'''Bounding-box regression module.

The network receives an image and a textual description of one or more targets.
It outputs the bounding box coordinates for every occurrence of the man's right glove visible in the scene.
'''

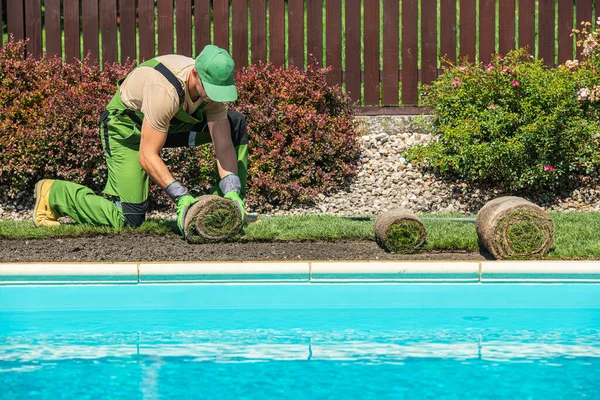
[165,180,197,236]
[219,174,245,221]
[176,194,197,235]
[224,191,245,221]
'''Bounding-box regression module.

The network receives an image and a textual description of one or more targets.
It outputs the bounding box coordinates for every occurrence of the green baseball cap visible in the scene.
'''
[195,44,237,102]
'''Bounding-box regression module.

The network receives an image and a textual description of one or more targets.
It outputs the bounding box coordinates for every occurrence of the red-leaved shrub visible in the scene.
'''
[233,61,360,211]
[0,40,134,205]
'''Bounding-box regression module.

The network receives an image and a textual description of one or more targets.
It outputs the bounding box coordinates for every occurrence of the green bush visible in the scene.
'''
[0,41,360,211]
[408,46,600,195]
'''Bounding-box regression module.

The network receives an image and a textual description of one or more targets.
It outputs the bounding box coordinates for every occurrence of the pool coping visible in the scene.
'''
[1,260,600,284]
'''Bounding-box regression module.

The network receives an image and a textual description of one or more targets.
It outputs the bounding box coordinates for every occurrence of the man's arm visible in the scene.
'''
[209,118,238,178]
[138,119,174,189]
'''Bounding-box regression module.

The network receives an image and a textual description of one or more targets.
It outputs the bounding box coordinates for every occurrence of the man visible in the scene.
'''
[32,44,247,235]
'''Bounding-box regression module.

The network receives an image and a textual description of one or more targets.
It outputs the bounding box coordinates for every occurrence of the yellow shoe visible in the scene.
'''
[33,179,60,227]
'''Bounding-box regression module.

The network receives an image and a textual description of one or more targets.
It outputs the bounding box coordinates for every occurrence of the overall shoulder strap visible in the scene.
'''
[139,59,185,100]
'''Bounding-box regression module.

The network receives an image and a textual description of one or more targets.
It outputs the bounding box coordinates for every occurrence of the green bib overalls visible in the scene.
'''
[48,59,249,228]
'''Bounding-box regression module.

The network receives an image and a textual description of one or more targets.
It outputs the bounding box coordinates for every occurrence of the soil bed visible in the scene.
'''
[0,233,487,262]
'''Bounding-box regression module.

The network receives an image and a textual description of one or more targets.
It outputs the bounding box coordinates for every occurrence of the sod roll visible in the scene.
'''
[476,196,554,259]
[183,195,244,244]
[374,209,427,253]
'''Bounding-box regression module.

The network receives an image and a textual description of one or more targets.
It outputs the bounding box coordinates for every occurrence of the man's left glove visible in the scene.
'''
[220,174,245,221]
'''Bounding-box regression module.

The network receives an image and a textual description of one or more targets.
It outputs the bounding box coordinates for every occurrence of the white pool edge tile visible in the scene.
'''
[139,261,310,281]
[480,260,600,274]
[0,263,138,276]
[1,260,600,284]
[311,261,480,274]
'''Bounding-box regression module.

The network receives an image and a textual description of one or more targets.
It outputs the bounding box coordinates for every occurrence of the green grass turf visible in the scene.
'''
[2,212,599,259]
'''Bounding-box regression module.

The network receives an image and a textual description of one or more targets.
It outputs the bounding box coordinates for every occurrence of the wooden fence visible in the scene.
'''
[3,0,600,113]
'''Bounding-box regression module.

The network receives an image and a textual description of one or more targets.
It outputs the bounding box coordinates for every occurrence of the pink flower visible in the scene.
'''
[487,104,499,110]
[543,165,555,172]
[458,66,467,71]
[486,63,494,72]
[511,80,520,86]
[501,68,508,74]
[497,54,504,60]
[452,77,461,87]
[578,88,590,101]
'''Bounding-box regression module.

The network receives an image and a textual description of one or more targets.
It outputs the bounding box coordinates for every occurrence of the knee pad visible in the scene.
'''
[120,199,149,228]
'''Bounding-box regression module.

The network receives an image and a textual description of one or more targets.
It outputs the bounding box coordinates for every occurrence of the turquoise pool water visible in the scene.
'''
[1,284,599,399]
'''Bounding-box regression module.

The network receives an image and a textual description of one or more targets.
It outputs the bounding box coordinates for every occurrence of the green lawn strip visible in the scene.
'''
[545,212,600,260]
[1,212,599,259]
[0,219,174,239]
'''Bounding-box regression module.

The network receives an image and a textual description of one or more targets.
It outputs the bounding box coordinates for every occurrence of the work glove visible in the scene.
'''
[165,180,197,236]
[219,174,245,221]
[176,194,197,235]
[224,191,246,221]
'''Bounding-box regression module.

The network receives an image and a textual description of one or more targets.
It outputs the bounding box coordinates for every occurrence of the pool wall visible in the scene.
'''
[1,260,600,311]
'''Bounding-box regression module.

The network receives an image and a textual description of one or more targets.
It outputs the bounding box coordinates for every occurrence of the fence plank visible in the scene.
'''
[326,0,342,85]
[421,0,437,84]
[45,0,62,57]
[558,0,574,64]
[440,0,457,63]
[232,0,249,70]
[195,0,211,54]
[100,0,118,65]
[576,0,593,59]
[64,0,80,61]
[345,0,361,102]
[382,0,399,105]
[176,0,192,56]
[307,0,323,63]
[214,0,229,51]
[288,0,304,67]
[139,0,155,61]
[7,0,25,42]
[158,0,174,55]
[120,0,137,62]
[82,0,99,64]
[364,0,379,105]
[518,0,535,55]
[270,0,285,67]
[459,0,476,61]
[538,0,555,66]
[402,0,418,105]
[498,0,515,55]
[478,0,495,63]
[24,0,42,58]
[250,0,267,63]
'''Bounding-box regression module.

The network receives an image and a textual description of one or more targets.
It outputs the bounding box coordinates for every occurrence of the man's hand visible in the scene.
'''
[176,194,197,235]
[224,191,245,221]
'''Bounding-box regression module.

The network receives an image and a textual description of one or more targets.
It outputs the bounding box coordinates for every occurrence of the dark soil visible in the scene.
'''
[0,233,487,262]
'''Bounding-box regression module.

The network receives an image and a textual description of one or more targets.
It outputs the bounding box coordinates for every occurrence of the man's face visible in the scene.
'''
[194,71,211,102]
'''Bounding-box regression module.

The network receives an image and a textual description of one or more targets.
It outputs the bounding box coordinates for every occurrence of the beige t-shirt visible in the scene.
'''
[119,54,228,132]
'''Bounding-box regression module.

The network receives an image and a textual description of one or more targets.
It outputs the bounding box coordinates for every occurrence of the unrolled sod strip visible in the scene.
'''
[374,208,427,253]
[183,195,243,244]
[476,196,554,259]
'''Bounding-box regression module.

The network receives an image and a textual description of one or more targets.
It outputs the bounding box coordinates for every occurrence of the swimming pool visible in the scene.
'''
[1,282,599,399]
